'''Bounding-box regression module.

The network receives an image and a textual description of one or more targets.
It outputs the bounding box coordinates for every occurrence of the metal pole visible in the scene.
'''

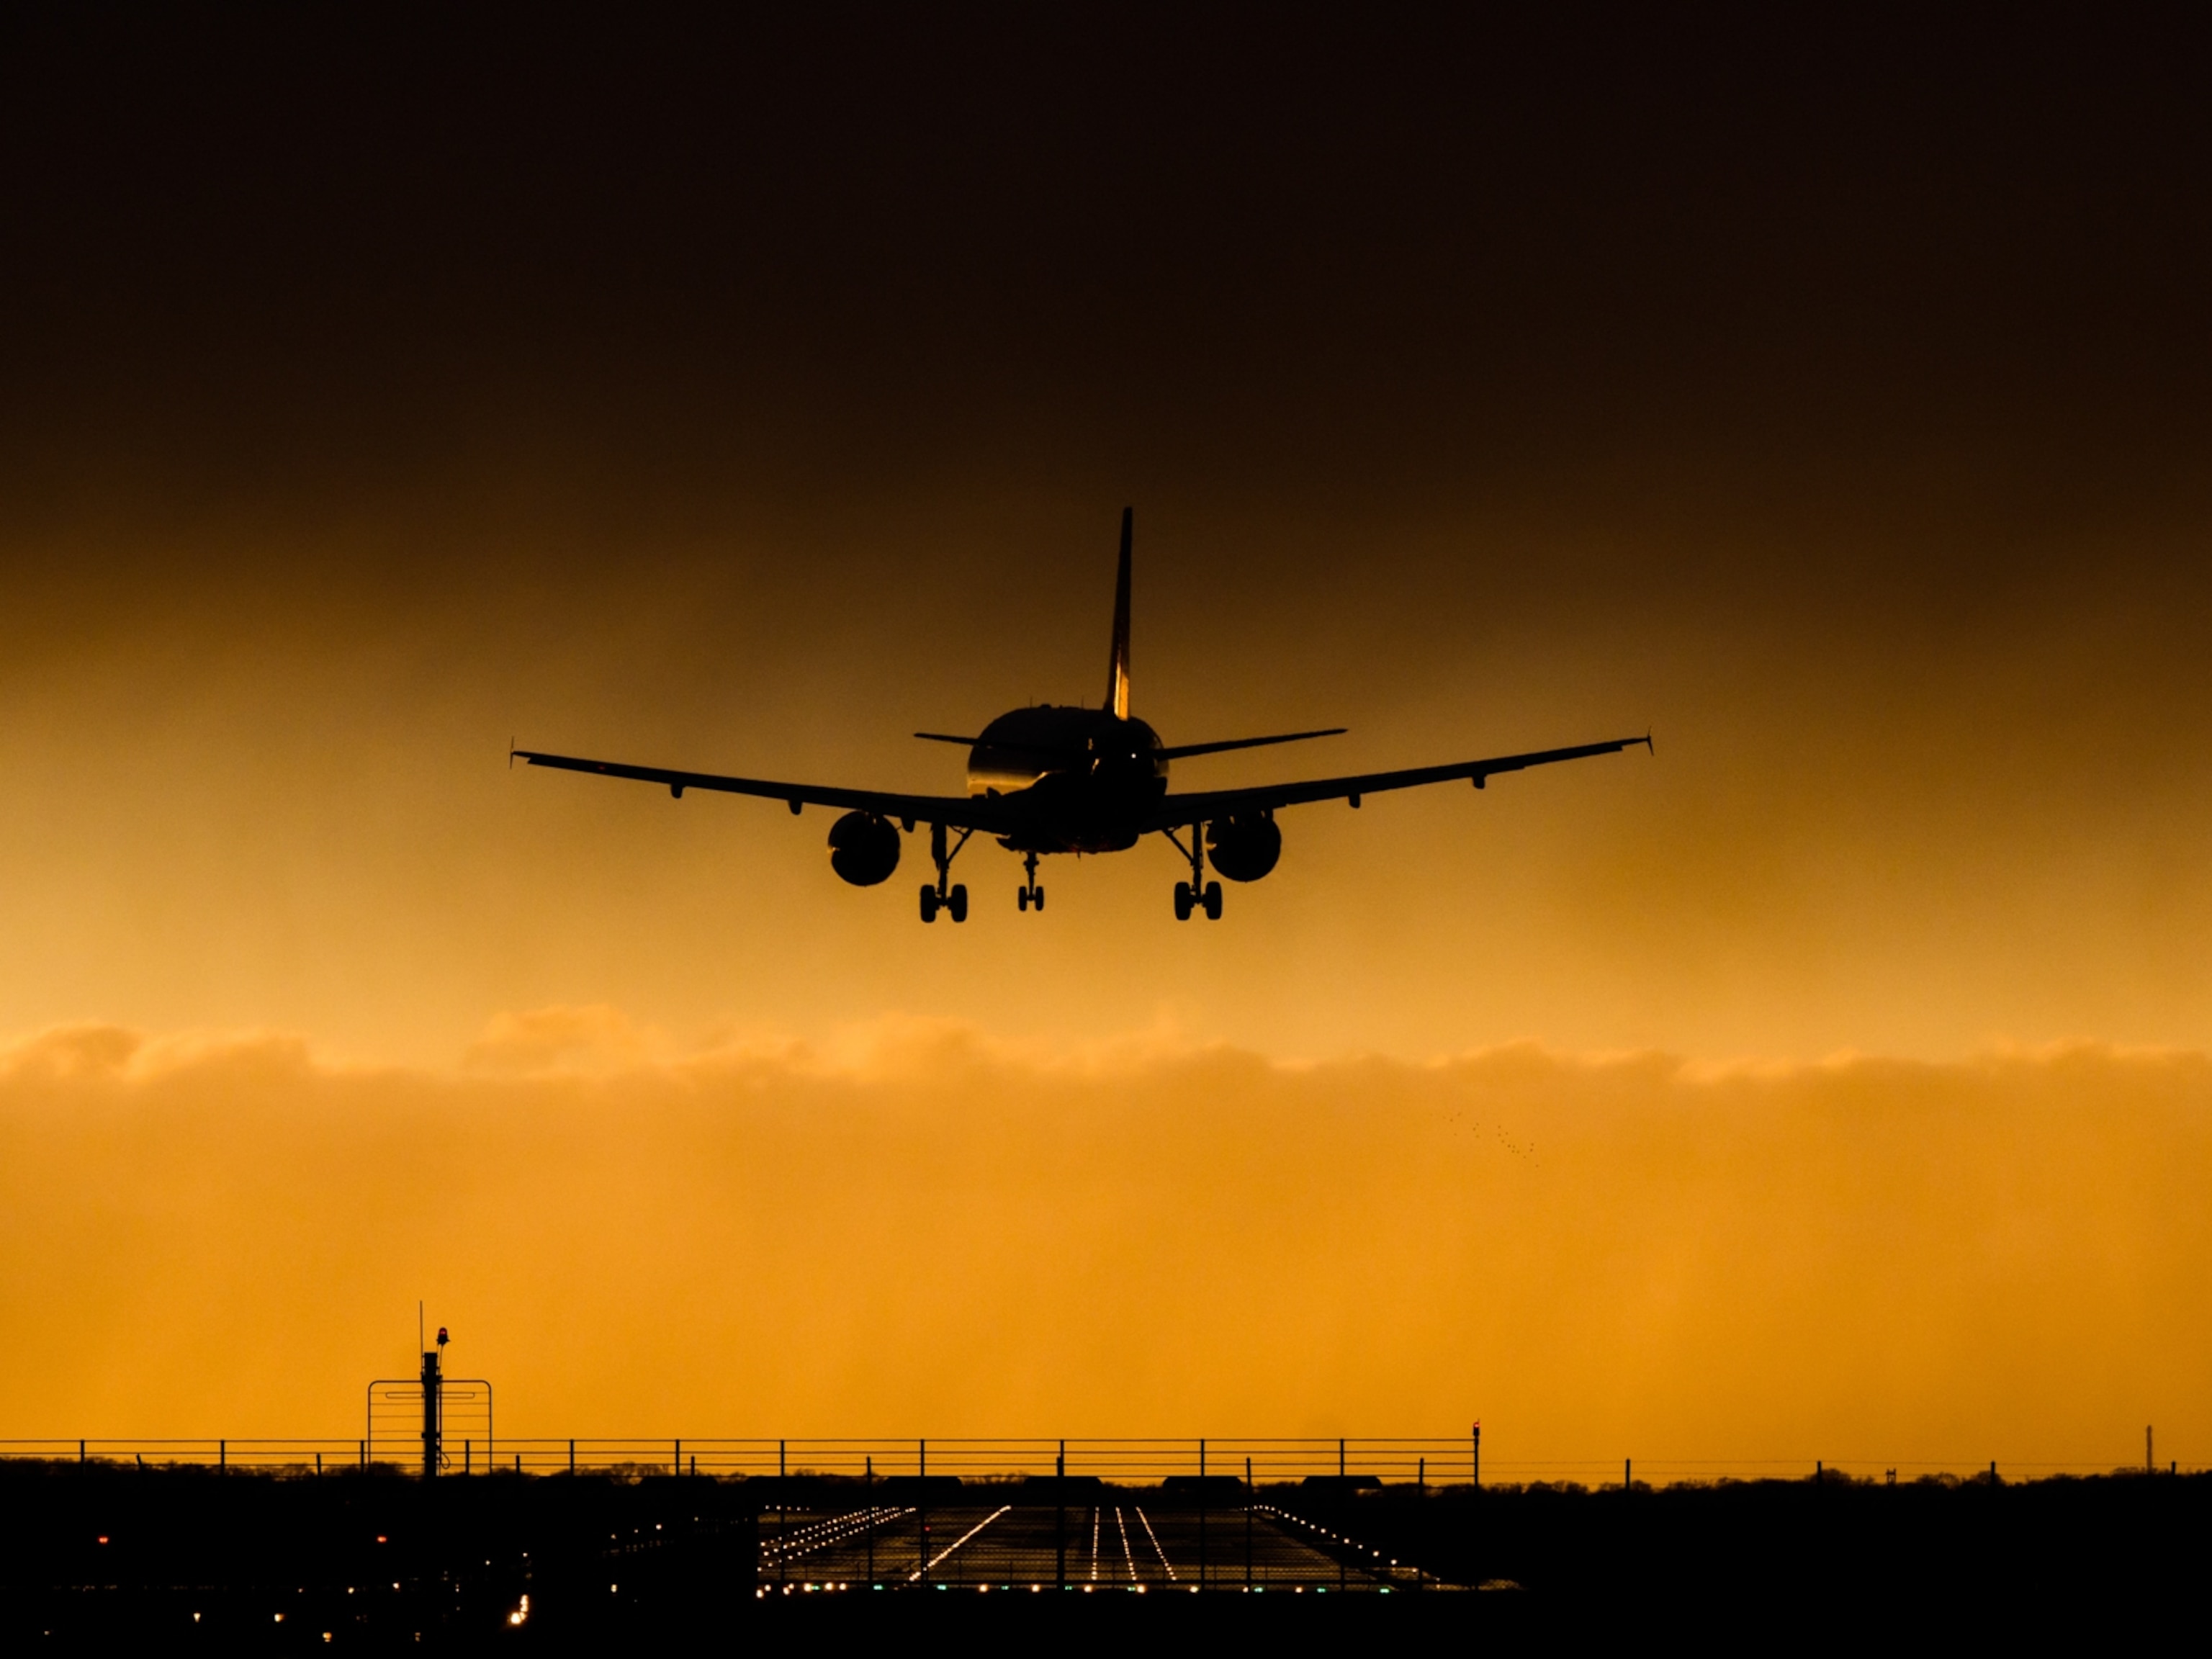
[1056,1443,1066,1591]
[1198,1439,1208,1591]
[569,1439,575,1476]
[1416,1455,1426,1591]
[1244,1457,1253,1588]
[918,1439,927,1588]
[420,1348,441,1480]
[866,1455,875,1587]
[779,1439,788,1590]
[220,1439,226,1473]
[1472,1422,1480,1488]
[1624,1457,1629,1491]
[674,1438,680,1477]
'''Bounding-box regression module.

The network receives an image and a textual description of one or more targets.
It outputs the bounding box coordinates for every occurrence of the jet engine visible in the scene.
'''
[1205,813,1281,883]
[827,811,902,886]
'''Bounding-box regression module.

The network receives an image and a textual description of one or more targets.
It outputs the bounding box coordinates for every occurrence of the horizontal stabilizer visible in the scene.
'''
[1156,727,1346,761]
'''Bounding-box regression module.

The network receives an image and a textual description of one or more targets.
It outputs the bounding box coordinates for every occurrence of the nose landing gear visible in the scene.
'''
[1164,827,1224,922]
[1016,850,1046,913]
[918,822,973,924]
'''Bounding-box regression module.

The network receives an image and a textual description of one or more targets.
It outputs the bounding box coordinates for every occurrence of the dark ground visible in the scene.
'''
[4,1463,2203,1648]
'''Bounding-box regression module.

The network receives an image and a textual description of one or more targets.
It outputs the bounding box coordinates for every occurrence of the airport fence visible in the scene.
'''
[0,1437,2187,1485]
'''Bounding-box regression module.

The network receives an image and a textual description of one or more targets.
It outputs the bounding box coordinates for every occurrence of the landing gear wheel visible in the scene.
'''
[920,884,939,923]
[1202,880,1223,921]
[1174,881,1194,921]
[948,884,968,923]
[1033,886,1044,912]
[1017,887,1029,912]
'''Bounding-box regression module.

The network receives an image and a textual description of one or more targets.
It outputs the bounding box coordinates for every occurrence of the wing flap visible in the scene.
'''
[512,749,1010,833]
[1141,735,1652,830]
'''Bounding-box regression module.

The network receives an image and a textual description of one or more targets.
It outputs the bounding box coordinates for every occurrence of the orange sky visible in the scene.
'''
[4,13,2210,1462]
[4,1020,2206,1470]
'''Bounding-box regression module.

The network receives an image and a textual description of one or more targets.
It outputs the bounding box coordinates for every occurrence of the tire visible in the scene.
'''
[1017,887,1029,912]
[1033,886,1045,912]
[920,884,938,923]
[948,884,968,923]
[1174,881,1193,921]
[1203,881,1223,920]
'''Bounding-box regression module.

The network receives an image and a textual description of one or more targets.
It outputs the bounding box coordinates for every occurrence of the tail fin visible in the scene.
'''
[1105,506,1133,719]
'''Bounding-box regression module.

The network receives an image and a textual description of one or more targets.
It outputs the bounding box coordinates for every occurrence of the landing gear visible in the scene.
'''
[919,822,973,924]
[1164,827,1224,922]
[1017,850,1045,913]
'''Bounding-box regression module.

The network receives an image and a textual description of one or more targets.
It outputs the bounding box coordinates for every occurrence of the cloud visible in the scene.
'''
[1,1020,2207,1473]
[462,1004,660,1074]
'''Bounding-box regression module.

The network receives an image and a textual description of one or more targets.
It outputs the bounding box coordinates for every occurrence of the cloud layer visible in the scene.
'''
[4,1017,2206,1471]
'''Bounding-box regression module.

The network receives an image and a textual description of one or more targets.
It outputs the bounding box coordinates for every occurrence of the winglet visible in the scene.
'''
[1642,731,1655,753]
[1105,507,1132,720]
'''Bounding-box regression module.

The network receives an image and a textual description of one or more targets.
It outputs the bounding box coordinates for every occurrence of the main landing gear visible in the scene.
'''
[1016,850,1046,913]
[1163,825,1224,922]
[919,822,971,924]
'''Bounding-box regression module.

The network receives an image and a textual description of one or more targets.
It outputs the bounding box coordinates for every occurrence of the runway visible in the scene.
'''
[760,1499,1427,1591]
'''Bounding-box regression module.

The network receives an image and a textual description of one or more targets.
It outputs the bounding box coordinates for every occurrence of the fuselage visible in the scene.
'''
[967,704,1169,853]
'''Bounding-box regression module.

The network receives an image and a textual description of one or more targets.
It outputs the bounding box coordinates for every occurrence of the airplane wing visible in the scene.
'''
[1139,735,1652,831]
[511,749,1015,834]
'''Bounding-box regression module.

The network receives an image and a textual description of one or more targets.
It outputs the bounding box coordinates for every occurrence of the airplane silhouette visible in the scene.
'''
[513,510,1650,922]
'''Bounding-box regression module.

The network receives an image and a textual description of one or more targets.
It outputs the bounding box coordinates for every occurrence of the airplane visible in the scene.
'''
[512,509,1651,922]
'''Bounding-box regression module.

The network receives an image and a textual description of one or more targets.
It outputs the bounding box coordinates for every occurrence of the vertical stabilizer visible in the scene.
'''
[1105,507,1133,719]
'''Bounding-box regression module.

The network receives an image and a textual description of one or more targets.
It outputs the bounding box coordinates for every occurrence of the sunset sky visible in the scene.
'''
[4,11,2209,1467]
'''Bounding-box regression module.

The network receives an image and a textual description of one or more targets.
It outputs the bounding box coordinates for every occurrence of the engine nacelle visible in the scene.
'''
[1205,813,1281,883]
[827,811,902,886]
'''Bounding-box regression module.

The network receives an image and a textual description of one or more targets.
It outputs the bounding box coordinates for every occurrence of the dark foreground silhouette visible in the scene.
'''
[4,1462,2202,1647]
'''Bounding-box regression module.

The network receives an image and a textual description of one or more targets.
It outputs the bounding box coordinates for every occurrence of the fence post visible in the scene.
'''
[674,1438,680,1478]
[866,1455,876,1587]
[1334,1439,1346,1591]
[1472,1422,1480,1488]
[359,1439,365,1470]
[220,1439,226,1473]
[569,1439,575,1476]
[1245,1457,1253,1588]
[1055,1443,1065,1591]
[1198,1439,1208,1591]
[918,1439,927,1588]
[78,1439,85,1467]
[779,1439,788,1590]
